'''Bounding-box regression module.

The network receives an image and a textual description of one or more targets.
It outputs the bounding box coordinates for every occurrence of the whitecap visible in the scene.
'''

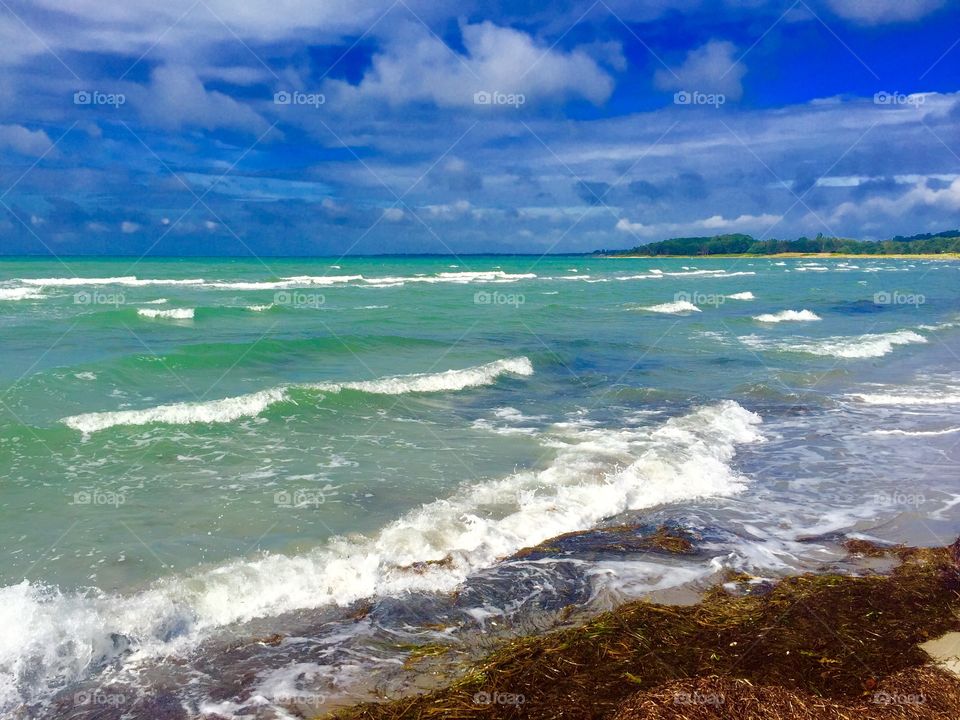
[753,309,820,323]
[137,308,194,320]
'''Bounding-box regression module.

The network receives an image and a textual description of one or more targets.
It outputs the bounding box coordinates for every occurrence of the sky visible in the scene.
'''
[0,0,958,255]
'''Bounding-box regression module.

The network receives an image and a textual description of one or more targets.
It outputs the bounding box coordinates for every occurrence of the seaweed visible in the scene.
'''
[320,541,960,720]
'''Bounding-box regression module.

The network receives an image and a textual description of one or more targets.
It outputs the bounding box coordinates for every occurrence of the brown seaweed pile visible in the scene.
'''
[321,539,960,720]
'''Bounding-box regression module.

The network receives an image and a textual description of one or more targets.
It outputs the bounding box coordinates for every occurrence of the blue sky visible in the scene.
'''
[0,0,958,255]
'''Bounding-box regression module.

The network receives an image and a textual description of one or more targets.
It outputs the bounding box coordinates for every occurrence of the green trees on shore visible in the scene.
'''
[598,230,960,256]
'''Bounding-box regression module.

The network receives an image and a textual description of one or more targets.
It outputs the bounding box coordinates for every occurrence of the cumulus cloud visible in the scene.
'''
[141,65,269,132]
[827,177,960,224]
[826,0,945,24]
[654,40,746,100]
[328,20,615,108]
[616,212,783,237]
[0,124,53,156]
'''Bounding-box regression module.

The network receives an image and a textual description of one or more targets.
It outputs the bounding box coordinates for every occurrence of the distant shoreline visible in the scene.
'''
[601,252,960,259]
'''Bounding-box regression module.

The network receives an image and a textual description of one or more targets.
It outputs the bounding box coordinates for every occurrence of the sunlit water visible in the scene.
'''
[1,255,958,718]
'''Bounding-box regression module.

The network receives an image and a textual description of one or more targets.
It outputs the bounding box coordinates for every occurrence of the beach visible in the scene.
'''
[2,255,959,718]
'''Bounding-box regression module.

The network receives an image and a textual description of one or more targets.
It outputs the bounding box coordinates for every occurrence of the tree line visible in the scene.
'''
[597,230,960,256]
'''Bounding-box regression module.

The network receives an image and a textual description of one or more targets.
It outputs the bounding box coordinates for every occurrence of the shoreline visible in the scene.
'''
[320,536,960,720]
[599,252,960,259]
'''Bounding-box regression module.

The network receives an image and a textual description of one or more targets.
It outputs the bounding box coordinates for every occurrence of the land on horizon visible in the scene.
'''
[597,230,960,258]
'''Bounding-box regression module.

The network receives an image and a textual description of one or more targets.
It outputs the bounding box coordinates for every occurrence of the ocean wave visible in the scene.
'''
[63,387,289,433]
[12,272,536,293]
[61,357,534,433]
[727,292,755,300]
[869,427,960,436]
[137,308,195,320]
[0,287,43,301]
[753,309,821,323]
[640,300,701,314]
[740,329,927,358]
[848,391,960,406]
[7,400,762,712]
[20,276,205,287]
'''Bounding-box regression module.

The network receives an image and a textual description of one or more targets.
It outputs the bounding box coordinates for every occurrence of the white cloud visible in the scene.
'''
[329,20,615,108]
[616,212,782,236]
[141,65,269,132]
[654,40,745,100]
[382,207,405,221]
[826,0,945,24]
[827,178,960,223]
[0,124,53,156]
[120,221,140,233]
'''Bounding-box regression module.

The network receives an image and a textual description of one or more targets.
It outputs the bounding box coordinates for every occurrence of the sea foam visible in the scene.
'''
[740,329,927,358]
[0,288,43,301]
[753,309,820,323]
[62,357,534,433]
[137,308,195,320]
[640,300,701,314]
[7,400,762,712]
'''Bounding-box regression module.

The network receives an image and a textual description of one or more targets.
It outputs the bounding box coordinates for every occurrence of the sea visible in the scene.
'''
[1,255,958,718]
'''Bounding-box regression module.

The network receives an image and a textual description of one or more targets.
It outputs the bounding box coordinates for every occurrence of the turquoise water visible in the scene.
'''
[2,255,960,717]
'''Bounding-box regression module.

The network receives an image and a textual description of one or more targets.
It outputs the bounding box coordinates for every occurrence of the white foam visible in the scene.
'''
[849,391,960,406]
[869,427,960,436]
[20,277,204,287]
[0,287,43,301]
[319,357,533,395]
[245,304,273,312]
[753,309,820,323]
[615,273,663,281]
[640,300,701,314]
[364,271,535,286]
[62,358,534,433]
[63,388,288,433]
[727,292,755,300]
[740,330,927,358]
[137,308,195,320]
[6,401,761,711]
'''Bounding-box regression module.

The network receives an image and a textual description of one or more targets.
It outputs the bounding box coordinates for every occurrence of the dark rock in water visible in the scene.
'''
[510,523,699,561]
[128,693,188,720]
